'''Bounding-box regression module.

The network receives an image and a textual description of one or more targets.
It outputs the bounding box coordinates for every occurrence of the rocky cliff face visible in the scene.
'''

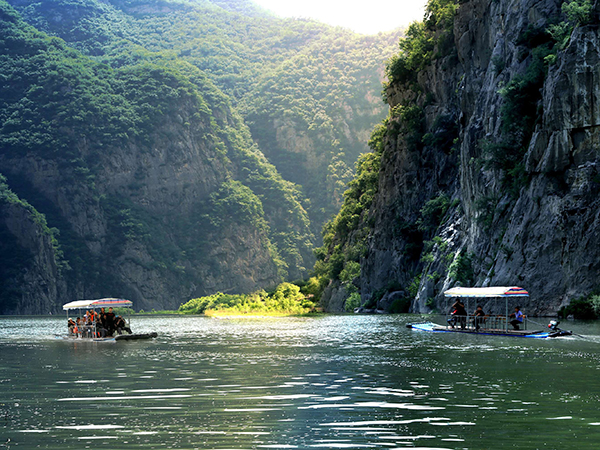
[0,200,63,315]
[325,0,600,314]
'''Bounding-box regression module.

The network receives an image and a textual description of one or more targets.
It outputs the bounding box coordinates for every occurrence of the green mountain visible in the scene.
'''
[0,0,398,313]
[10,0,399,227]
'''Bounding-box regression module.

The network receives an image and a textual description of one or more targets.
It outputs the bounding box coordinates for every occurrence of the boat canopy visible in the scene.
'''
[63,298,133,310]
[444,286,529,298]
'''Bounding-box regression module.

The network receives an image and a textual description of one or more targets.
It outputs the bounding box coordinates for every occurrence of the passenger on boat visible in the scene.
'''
[96,308,108,337]
[82,310,94,337]
[115,315,132,335]
[448,301,467,329]
[509,306,524,330]
[105,307,117,335]
[472,305,486,331]
[68,318,77,336]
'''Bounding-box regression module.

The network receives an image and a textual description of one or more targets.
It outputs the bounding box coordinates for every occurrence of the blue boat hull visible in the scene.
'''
[407,321,563,338]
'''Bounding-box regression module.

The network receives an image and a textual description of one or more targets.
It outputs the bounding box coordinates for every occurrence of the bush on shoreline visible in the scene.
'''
[558,295,600,320]
[178,282,316,316]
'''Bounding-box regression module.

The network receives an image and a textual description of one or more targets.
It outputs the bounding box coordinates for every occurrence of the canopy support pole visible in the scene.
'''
[505,297,509,333]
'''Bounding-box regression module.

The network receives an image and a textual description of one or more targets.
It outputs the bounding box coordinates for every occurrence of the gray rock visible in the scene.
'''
[352,0,600,315]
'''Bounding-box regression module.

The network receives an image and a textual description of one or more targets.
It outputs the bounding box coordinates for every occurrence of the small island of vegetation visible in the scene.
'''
[178,282,318,317]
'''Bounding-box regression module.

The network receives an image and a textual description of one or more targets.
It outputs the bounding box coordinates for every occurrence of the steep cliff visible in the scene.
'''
[320,0,600,314]
[0,175,64,314]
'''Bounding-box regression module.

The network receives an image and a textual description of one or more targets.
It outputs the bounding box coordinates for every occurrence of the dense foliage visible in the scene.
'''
[385,0,457,86]
[312,124,385,300]
[0,0,400,311]
[11,0,399,232]
[558,294,600,320]
[178,282,315,316]
[0,0,313,298]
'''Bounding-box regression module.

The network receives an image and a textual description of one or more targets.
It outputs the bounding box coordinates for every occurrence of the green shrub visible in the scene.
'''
[562,0,593,25]
[558,297,596,319]
[546,0,593,54]
[547,21,572,50]
[179,282,315,316]
[590,295,600,315]
[407,274,422,298]
[385,0,458,85]
[449,252,473,285]
[345,292,361,312]
[417,193,451,233]
[558,294,600,319]
[421,252,434,264]
[425,297,436,309]
[499,44,552,139]
[339,261,361,284]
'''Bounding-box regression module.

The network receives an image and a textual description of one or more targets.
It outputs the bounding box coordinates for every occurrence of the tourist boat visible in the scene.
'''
[406,286,572,338]
[62,298,158,342]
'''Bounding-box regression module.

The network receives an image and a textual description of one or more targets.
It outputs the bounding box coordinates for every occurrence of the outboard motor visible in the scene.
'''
[548,320,561,331]
[547,319,573,337]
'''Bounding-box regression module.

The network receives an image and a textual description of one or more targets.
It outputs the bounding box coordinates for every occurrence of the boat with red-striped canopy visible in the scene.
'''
[407,287,572,338]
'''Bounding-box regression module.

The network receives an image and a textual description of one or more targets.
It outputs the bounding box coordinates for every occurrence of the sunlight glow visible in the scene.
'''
[251,0,427,34]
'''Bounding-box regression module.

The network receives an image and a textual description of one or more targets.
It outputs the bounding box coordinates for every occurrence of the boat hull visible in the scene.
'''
[115,332,158,341]
[58,332,158,342]
[407,321,564,338]
[59,336,116,343]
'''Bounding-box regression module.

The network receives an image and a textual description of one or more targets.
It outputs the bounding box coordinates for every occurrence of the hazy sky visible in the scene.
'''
[251,0,427,35]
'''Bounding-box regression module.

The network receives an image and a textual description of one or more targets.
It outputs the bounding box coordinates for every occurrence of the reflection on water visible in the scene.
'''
[2,315,600,449]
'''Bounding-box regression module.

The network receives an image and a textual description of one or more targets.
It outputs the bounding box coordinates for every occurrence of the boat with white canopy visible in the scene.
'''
[407,286,572,338]
[62,298,157,342]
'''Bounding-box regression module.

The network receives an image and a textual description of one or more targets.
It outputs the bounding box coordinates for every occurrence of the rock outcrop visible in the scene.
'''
[324,0,600,314]
[0,179,64,314]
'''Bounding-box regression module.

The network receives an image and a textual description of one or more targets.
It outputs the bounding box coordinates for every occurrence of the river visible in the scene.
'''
[1,314,600,449]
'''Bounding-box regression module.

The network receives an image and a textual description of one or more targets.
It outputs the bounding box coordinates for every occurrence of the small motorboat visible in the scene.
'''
[407,286,572,339]
[62,298,158,342]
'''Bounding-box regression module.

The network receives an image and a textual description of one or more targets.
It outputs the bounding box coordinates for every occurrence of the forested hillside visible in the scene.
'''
[0,0,399,313]
[10,0,399,228]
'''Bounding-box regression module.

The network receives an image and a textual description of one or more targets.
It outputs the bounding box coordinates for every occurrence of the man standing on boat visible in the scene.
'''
[105,307,117,335]
[448,300,467,329]
[509,306,524,330]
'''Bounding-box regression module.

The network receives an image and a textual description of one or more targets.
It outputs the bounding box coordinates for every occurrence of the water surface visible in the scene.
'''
[1,314,599,449]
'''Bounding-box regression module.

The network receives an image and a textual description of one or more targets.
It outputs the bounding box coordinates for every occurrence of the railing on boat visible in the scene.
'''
[444,313,527,333]
[68,318,131,339]
[68,320,101,338]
